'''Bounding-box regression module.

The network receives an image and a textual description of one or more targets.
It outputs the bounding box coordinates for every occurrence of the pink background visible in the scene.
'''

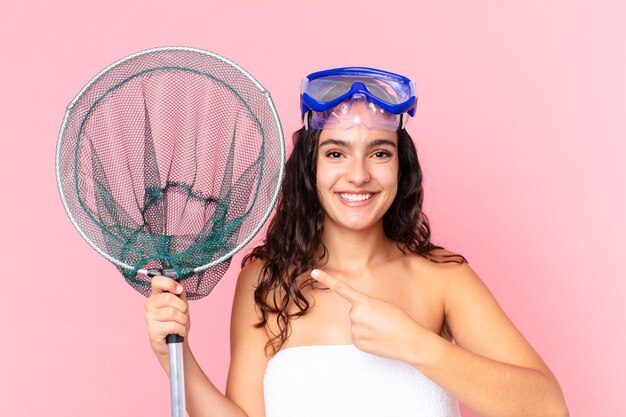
[1,1,624,416]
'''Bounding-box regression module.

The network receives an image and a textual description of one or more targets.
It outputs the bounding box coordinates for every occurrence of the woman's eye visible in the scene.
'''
[373,150,392,158]
[326,151,343,158]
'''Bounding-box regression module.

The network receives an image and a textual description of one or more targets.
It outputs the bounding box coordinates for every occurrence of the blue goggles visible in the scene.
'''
[300,67,417,117]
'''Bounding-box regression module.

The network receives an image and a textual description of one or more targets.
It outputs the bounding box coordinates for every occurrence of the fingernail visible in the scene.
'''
[176,284,183,294]
[311,269,319,278]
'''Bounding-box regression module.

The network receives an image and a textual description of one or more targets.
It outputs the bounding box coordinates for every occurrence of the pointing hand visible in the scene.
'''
[311,269,428,363]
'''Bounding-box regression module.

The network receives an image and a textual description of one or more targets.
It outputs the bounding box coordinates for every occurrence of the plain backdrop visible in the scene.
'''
[0,1,624,416]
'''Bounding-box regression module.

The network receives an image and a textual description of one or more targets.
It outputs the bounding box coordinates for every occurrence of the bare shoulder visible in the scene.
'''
[415,248,468,269]
[236,257,265,291]
[237,258,284,309]
[400,248,466,339]
[404,247,468,289]
[429,251,557,378]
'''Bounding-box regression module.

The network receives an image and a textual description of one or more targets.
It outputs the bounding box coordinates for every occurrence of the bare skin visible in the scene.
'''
[266,246,455,352]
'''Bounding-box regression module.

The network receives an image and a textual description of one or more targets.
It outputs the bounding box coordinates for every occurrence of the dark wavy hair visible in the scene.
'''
[241,126,467,355]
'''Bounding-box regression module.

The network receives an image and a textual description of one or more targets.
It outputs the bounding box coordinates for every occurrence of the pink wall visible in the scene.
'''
[1,1,624,416]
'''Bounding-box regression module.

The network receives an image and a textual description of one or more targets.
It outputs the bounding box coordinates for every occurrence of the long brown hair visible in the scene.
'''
[241,126,467,355]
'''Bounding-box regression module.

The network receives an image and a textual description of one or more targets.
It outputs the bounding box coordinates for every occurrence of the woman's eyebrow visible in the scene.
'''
[368,139,397,149]
[319,139,350,148]
[318,139,397,149]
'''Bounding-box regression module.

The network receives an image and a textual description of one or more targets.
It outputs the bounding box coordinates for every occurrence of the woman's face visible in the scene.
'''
[316,103,399,232]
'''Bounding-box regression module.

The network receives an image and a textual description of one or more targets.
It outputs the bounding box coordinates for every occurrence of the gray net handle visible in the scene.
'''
[147,269,185,417]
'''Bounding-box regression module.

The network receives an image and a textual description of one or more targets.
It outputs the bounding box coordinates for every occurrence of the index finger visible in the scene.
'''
[150,275,184,296]
[311,269,364,303]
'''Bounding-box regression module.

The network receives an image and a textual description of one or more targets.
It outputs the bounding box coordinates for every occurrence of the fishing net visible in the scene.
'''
[56,47,284,300]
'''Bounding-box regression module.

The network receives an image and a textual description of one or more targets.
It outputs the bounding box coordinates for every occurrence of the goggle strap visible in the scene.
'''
[304,110,310,131]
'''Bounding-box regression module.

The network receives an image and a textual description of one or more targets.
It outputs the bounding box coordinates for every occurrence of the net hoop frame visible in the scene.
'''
[55,46,285,275]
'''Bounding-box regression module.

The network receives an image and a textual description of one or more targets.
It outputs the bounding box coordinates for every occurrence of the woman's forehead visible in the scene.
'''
[319,125,398,146]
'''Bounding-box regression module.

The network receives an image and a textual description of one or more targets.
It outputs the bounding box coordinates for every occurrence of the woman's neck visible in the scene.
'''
[319,220,398,274]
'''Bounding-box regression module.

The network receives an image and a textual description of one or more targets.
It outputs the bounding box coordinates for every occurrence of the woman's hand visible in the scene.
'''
[310,269,428,364]
[144,275,190,368]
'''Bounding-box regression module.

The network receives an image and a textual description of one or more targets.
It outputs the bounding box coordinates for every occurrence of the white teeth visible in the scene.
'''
[339,193,372,202]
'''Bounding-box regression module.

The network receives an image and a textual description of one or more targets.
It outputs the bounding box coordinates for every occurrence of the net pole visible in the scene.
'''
[168,336,186,417]
[148,269,186,417]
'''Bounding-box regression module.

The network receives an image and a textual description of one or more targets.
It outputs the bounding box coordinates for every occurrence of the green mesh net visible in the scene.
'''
[56,47,284,300]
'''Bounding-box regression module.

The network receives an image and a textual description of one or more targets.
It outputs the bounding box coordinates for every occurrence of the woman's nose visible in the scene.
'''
[345,157,371,185]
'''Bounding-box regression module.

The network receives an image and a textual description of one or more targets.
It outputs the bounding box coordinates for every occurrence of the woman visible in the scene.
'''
[145,67,569,417]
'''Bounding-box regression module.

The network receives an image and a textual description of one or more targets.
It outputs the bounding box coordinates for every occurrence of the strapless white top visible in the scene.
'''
[263,344,461,417]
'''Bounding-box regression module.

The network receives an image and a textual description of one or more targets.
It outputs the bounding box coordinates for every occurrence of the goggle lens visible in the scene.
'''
[308,93,402,132]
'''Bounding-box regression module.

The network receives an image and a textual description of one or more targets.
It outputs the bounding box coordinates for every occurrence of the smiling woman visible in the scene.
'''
[145,67,569,417]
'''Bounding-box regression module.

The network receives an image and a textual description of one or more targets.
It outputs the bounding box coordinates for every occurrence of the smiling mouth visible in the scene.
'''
[338,193,374,202]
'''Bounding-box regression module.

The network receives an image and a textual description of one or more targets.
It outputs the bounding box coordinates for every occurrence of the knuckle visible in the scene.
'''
[158,308,172,321]
[350,306,363,319]
[168,321,177,333]
[160,293,172,305]
[359,301,371,313]
[164,292,178,304]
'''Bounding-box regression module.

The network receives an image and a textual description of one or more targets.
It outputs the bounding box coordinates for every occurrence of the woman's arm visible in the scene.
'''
[176,344,249,417]
[184,259,270,417]
[224,259,270,417]
[405,263,569,417]
[145,273,263,417]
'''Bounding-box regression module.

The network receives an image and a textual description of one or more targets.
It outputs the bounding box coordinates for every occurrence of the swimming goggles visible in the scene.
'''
[300,67,417,131]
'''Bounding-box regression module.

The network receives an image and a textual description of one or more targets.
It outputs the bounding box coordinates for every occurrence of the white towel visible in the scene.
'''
[263,344,461,417]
